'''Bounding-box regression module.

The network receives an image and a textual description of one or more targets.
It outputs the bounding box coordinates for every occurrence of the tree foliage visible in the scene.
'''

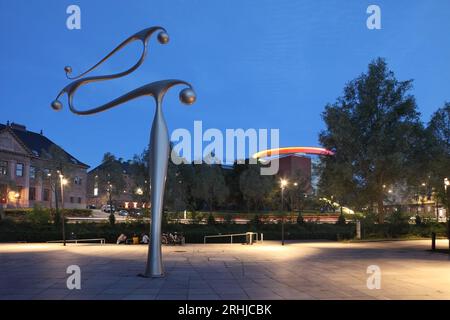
[318,58,424,222]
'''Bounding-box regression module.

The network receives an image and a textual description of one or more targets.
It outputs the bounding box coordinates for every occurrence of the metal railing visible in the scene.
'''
[47,238,106,244]
[204,232,262,244]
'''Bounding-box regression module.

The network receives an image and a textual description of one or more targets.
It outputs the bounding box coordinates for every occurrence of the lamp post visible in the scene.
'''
[59,174,68,246]
[280,179,288,245]
[444,177,449,251]
[51,27,196,278]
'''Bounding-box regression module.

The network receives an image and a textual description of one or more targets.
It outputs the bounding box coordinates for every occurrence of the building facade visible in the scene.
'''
[86,160,146,210]
[0,122,89,209]
[277,154,313,193]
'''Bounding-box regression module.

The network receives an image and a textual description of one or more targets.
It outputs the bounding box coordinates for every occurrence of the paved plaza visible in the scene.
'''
[0,240,449,300]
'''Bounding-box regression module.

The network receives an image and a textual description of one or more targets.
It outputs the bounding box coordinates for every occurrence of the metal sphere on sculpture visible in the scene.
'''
[157,31,169,44]
[51,100,63,111]
[179,88,196,105]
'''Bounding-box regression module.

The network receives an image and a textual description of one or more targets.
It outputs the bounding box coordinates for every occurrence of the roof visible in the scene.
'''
[89,159,131,174]
[0,123,89,168]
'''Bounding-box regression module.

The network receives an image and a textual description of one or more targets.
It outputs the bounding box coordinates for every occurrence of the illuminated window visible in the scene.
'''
[93,187,98,196]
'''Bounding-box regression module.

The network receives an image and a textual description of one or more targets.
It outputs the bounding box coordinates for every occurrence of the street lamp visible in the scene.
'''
[280,179,288,246]
[59,174,68,246]
[445,178,450,253]
[51,26,196,278]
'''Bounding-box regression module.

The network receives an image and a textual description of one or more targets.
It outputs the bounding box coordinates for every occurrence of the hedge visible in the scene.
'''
[0,220,355,243]
[4,208,92,221]
[0,219,445,243]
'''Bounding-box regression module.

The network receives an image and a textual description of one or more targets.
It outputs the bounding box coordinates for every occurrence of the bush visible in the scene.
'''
[4,208,92,222]
[207,213,216,225]
[296,213,304,224]
[0,220,358,243]
[224,214,233,224]
[336,213,346,225]
[252,214,261,225]
[415,215,422,225]
[27,204,51,224]
[108,213,115,226]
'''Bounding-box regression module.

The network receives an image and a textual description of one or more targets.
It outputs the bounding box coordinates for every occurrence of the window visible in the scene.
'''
[74,176,82,185]
[30,166,36,179]
[29,187,36,201]
[43,168,50,177]
[16,163,24,177]
[78,197,82,204]
[0,161,7,176]
[43,189,50,201]
[70,197,74,203]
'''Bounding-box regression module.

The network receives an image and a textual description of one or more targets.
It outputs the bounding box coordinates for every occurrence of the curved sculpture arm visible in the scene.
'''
[64,26,168,80]
[51,26,196,114]
[52,79,196,116]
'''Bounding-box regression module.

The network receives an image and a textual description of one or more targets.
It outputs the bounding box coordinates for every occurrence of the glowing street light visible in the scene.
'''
[445,178,450,253]
[59,174,68,246]
[280,179,288,246]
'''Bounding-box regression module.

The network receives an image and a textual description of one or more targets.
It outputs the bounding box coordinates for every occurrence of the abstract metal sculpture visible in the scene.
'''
[51,26,196,277]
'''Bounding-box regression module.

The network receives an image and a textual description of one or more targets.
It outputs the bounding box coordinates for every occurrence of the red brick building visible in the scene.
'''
[277,154,312,193]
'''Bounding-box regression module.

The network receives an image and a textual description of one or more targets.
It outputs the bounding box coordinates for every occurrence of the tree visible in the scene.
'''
[165,153,193,214]
[108,212,115,225]
[427,103,450,213]
[41,144,75,223]
[286,170,310,212]
[192,154,229,214]
[96,153,126,210]
[318,58,424,223]
[129,149,150,206]
[239,163,274,212]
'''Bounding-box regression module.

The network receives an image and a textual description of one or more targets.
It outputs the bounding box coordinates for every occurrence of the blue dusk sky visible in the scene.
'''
[1,0,449,168]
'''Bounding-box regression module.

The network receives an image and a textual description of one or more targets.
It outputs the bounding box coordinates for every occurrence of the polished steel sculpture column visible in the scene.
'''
[51,27,196,277]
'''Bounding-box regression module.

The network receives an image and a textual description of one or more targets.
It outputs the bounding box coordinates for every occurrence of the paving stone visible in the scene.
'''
[1,240,449,300]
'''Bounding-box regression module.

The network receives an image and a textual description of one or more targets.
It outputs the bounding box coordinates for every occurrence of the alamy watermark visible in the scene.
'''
[367,5,381,30]
[366,265,381,289]
[66,265,81,290]
[171,121,280,175]
[66,5,81,30]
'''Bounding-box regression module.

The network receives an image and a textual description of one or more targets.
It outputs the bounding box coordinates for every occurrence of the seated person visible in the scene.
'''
[116,233,127,244]
[132,234,139,245]
[141,234,150,244]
